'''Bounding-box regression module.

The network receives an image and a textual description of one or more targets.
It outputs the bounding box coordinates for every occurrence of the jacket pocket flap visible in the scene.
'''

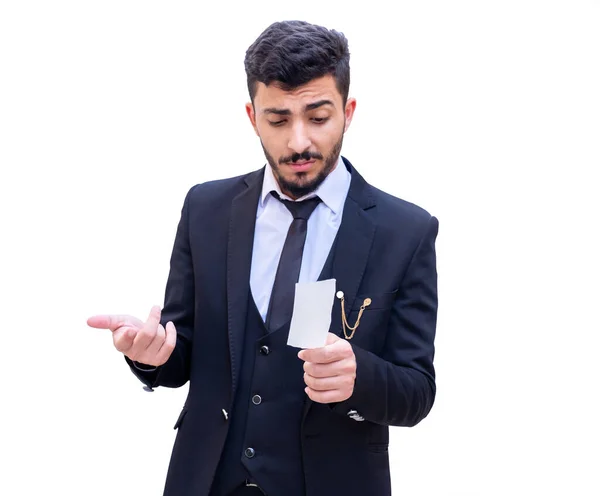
[351,290,397,311]
[173,408,188,430]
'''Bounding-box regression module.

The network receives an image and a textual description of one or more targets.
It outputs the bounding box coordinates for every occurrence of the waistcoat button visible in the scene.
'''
[244,447,255,458]
[252,395,262,405]
[259,345,270,355]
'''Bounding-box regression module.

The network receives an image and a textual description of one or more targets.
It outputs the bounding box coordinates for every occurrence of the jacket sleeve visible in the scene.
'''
[332,215,439,426]
[125,186,197,390]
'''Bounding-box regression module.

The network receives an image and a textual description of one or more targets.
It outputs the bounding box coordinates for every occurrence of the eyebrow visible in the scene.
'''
[263,99,335,116]
[305,99,335,111]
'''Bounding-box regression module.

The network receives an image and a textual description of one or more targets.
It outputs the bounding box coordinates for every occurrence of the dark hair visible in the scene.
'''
[244,20,350,105]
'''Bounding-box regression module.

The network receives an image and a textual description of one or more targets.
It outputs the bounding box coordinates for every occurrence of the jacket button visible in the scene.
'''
[259,345,270,355]
[252,395,262,405]
[245,447,255,458]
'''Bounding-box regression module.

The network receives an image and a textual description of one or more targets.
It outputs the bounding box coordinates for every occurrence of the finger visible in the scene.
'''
[140,323,166,361]
[87,314,142,332]
[299,339,352,364]
[132,306,161,349]
[305,387,342,404]
[113,326,137,353]
[303,360,350,378]
[155,321,177,365]
[304,372,352,392]
[296,333,342,361]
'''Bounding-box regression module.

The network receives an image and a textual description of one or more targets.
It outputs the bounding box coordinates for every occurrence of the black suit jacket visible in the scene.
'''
[128,157,439,495]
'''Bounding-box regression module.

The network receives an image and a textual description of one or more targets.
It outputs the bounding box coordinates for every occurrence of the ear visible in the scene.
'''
[246,102,259,136]
[343,97,357,133]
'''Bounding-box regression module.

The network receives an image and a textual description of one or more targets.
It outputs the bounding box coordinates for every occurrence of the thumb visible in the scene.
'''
[144,305,162,331]
[326,332,342,345]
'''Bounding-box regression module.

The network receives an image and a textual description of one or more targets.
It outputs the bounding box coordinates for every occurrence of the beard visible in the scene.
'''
[261,131,344,199]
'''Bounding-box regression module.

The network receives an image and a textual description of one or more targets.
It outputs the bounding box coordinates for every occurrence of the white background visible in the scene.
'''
[1,1,599,495]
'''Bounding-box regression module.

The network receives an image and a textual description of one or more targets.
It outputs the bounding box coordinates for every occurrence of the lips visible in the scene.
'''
[287,160,315,171]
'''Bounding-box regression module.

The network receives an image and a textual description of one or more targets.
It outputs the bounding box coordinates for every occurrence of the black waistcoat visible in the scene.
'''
[210,245,336,496]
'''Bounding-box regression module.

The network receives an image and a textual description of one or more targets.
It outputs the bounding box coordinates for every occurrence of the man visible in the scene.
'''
[88,20,439,496]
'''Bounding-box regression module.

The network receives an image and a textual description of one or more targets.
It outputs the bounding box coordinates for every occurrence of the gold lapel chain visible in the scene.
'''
[336,291,371,340]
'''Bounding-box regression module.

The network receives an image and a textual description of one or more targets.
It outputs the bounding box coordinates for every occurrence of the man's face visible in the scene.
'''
[246,75,356,199]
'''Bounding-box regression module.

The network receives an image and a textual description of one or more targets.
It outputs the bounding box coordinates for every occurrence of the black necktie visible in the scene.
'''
[266,192,322,332]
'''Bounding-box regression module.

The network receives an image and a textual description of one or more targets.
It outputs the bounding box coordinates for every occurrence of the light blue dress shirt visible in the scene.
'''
[249,157,351,322]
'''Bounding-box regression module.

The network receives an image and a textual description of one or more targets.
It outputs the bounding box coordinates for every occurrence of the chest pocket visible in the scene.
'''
[341,290,397,354]
[351,290,397,311]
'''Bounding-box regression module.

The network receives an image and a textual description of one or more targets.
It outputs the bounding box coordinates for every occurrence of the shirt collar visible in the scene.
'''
[260,156,349,215]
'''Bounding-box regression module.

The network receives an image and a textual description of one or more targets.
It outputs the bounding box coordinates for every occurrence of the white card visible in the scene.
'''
[287,278,336,349]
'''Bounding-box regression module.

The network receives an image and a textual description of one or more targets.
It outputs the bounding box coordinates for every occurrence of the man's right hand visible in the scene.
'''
[87,306,177,367]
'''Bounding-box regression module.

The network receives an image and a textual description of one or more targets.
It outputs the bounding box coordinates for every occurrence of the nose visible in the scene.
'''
[287,122,312,154]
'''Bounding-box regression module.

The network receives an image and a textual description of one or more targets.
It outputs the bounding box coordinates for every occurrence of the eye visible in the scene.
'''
[268,120,286,127]
[311,117,329,124]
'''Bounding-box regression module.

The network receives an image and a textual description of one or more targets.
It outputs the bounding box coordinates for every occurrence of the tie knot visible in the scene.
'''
[271,192,322,220]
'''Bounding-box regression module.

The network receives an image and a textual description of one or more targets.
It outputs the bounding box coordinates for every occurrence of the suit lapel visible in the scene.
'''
[330,194,376,332]
[227,168,264,404]
[303,157,377,420]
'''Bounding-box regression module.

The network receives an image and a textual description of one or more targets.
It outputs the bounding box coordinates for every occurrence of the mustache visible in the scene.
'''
[279,151,323,165]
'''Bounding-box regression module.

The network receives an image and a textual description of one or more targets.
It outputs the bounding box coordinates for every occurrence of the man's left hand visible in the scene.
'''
[298,333,356,404]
